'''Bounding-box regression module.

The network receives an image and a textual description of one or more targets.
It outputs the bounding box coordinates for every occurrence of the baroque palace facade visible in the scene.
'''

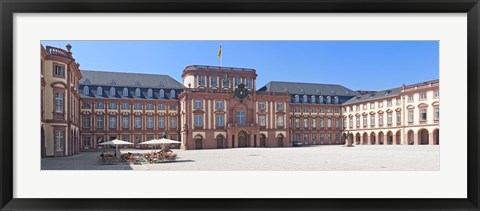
[41,45,440,157]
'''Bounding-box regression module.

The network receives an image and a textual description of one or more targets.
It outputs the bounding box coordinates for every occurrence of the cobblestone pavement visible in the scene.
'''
[41,145,439,171]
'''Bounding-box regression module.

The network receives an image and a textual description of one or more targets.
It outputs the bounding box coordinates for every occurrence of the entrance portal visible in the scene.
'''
[216,135,224,148]
[238,131,248,147]
[194,135,203,149]
[259,134,266,147]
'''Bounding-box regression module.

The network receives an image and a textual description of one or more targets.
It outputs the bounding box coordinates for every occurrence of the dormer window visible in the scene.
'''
[198,76,206,86]
[159,89,165,98]
[135,88,141,97]
[97,87,103,96]
[319,96,324,104]
[83,86,89,96]
[110,87,115,96]
[311,96,316,103]
[170,90,176,99]
[110,80,116,85]
[303,95,308,103]
[147,89,153,98]
[326,96,331,104]
[300,89,304,93]
[295,95,299,103]
[334,96,339,104]
[123,88,128,97]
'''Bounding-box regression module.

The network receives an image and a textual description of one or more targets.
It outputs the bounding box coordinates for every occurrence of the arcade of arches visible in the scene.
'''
[347,127,439,145]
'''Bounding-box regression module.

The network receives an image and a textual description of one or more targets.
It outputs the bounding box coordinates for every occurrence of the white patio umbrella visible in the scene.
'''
[98,139,133,158]
[139,138,181,152]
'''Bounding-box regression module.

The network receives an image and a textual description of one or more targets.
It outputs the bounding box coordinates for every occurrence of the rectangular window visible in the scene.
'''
[96,116,104,128]
[210,76,217,87]
[109,103,117,109]
[83,117,90,128]
[396,112,401,124]
[312,118,316,128]
[83,136,91,147]
[379,114,384,126]
[198,75,206,86]
[146,117,153,128]
[146,103,154,110]
[236,112,245,124]
[320,133,325,141]
[419,93,427,101]
[82,102,91,109]
[246,78,253,88]
[370,103,375,109]
[259,115,266,126]
[363,116,367,127]
[327,133,332,141]
[363,104,367,110]
[370,115,375,126]
[378,102,383,108]
[53,64,65,77]
[304,119,308,128]
[158,117,165,128]
[408,110,414,123]
[258,102,266,110]
[169,104,177,110]
[434,91,439,98]
[295,118,300,128]
[277,116,284,127]
[387,100,392,107]
[55,130,64,151]
[356,105,360,111]
[194,100,203,109]
[319,119,324,128]
[134,103,142,110]
[327,119,332,128]
[387,113,393,125]
[121,135,130,143]
[434,108,439,120]
[122,116,129,128]
[396,98,402,105]
[408,95,414,102]
[335,133,340,141]
[135,136,142,145]
[170,117,177,128]
[235,78,241,86]
[303,134,309,143]
[276,103,284,110]
[335,119,339,128]
[343,118,346,129]
[319,108,324,113]
[55,92,64,113]
[420,108,427,121]
[215,101,224,109]
[356,117,360,128]
[327,108,332,113]
[194,115,203,127]
[122,103,130,109]
[349,118,353,129]
[109,117,116,129]
[304,107,309,113]
[158,104,165,110]
[134,117,142,128]
[96,102,104,109]
[216,115,224,127]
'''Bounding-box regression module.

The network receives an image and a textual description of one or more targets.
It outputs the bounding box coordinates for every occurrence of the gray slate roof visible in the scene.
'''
[80,70,184,89]
[342,87,403,105]
[258,81,357,96]
[79,70,184,100]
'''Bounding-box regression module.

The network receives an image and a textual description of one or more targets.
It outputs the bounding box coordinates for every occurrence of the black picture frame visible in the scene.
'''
[1,0,479,210]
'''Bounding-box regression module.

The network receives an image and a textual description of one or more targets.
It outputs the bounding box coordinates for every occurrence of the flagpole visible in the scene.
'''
[220,44,223,67]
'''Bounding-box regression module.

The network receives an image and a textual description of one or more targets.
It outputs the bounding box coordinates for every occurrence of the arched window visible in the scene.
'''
[170,90,176,99]
[147,89,153,98]
[303,95,308,103]
[334,96,339,104]
[83,86,89,96]
[135,88,141,97]
[110,87,115,96]
[123,88,128,97]
[319,96,324,103]
[159,89,165,98]
[97,87,102,96]
[326,96,331,104]
[295,95,299,103]
[311,96,316,103]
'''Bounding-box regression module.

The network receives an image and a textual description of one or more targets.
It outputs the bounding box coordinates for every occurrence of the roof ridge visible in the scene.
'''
[81,69,171,77]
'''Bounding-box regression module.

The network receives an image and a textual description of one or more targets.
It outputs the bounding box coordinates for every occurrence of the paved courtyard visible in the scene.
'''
[41,145,439,171]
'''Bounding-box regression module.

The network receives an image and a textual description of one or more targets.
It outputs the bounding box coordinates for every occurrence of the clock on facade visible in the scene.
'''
[235,83,248,100]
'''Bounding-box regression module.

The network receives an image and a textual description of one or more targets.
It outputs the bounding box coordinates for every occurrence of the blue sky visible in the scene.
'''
[41,41,438,91]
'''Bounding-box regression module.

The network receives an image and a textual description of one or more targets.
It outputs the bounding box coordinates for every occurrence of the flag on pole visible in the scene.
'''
[217,45,222,59]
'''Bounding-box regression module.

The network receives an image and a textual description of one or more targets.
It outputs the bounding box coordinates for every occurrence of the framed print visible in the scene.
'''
[1,0,479,210]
